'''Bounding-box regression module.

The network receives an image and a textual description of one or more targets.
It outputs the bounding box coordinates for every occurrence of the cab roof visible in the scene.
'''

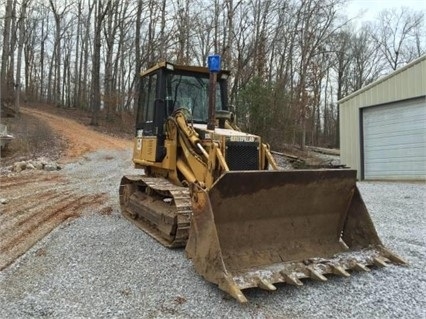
[140,61,231,77]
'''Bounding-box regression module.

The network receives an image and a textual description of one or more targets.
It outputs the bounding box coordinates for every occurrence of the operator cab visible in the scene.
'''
[136,62,230,133]
[135,62,230,162]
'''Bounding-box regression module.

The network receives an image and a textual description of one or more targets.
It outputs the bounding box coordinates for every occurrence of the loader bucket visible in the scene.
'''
[186,169,406,302]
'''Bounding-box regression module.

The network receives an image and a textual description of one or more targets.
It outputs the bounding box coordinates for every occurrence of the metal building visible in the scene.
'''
[338,55,426,180]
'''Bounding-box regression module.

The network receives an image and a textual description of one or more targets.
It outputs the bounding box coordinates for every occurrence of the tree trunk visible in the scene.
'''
[1,0,15,112]
[15,0,29,113]
[133,0,143,115]
[73,0,82,107]
[91,0,110,126]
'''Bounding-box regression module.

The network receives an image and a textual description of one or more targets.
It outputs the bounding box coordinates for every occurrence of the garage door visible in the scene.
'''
[362,97,426,180]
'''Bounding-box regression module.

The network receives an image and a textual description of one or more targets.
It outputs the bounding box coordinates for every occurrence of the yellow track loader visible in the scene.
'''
[119,56,406,302]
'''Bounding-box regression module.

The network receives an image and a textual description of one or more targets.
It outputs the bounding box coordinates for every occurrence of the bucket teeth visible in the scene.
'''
[382,249,407,265]
[256,277,276,291]
[331,265,351,277]
[219,277,248,303]
[354,262,371,272]
[307,267,327,282]
[280,271,303,286]
[232,291,248,303]
[373,256,388,267]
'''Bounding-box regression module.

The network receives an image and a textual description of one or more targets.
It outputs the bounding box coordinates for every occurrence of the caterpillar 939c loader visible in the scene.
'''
[119,56,406,303]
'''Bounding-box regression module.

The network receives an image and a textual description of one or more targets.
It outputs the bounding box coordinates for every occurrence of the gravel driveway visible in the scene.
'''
[0,149,425,319]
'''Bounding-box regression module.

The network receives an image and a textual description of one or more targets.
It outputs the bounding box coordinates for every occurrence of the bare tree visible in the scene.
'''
[293,0,344,150]
[331,29,351,147]
[174,0,191,64]
[190,5,214,66]
[80,2,95,109]
[372,8,425,70]
[39,6,50,101]
[350,25,385,90]
[103,0,120,121]
[132,0,144,114]
[113,0,132,113]
[14,0,31,113]
[48,0,73,106]
[72,0,82,107]
[90,0,111,126]
[23,13,37,100]
[1,0,16,114]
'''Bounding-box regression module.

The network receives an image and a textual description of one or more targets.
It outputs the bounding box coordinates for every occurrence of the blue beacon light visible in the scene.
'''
[208,54,221,73]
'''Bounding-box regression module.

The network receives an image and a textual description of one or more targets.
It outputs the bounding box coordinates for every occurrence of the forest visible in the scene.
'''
[1,0,425,149]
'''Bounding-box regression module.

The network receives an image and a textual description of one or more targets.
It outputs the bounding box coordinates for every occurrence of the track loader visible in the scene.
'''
[119,56,406,303]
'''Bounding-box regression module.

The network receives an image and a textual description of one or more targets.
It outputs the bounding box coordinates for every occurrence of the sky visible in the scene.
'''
[346,0,426,22]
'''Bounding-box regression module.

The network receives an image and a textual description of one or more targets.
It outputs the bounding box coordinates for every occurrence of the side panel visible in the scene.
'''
[140,137,157,162]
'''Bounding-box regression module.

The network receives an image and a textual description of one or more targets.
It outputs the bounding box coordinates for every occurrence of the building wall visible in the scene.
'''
[339,55,426,179]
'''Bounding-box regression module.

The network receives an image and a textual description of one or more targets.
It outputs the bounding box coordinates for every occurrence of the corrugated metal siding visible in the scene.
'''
[340,103,361,177]
[339,55,426,179]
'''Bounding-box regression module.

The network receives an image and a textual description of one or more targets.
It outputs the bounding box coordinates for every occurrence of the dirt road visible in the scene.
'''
[0,109,133,270]
[21,107,132,162]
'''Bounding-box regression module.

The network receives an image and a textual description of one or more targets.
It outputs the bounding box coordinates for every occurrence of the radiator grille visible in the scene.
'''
[225,141,259,170]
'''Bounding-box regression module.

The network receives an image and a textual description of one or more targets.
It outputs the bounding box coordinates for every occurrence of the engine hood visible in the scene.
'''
[192,123,260,143]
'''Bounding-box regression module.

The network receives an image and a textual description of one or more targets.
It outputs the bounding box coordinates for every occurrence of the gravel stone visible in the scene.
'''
[0,149,425,319]
[13,161,26,172]
[33,161,44,170]
[44,163,58,171]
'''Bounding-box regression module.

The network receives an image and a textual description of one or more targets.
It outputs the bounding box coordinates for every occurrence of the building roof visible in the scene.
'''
[338,54,426,104]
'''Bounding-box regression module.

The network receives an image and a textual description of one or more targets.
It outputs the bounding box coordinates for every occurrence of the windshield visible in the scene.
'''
[166,73,223,122]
